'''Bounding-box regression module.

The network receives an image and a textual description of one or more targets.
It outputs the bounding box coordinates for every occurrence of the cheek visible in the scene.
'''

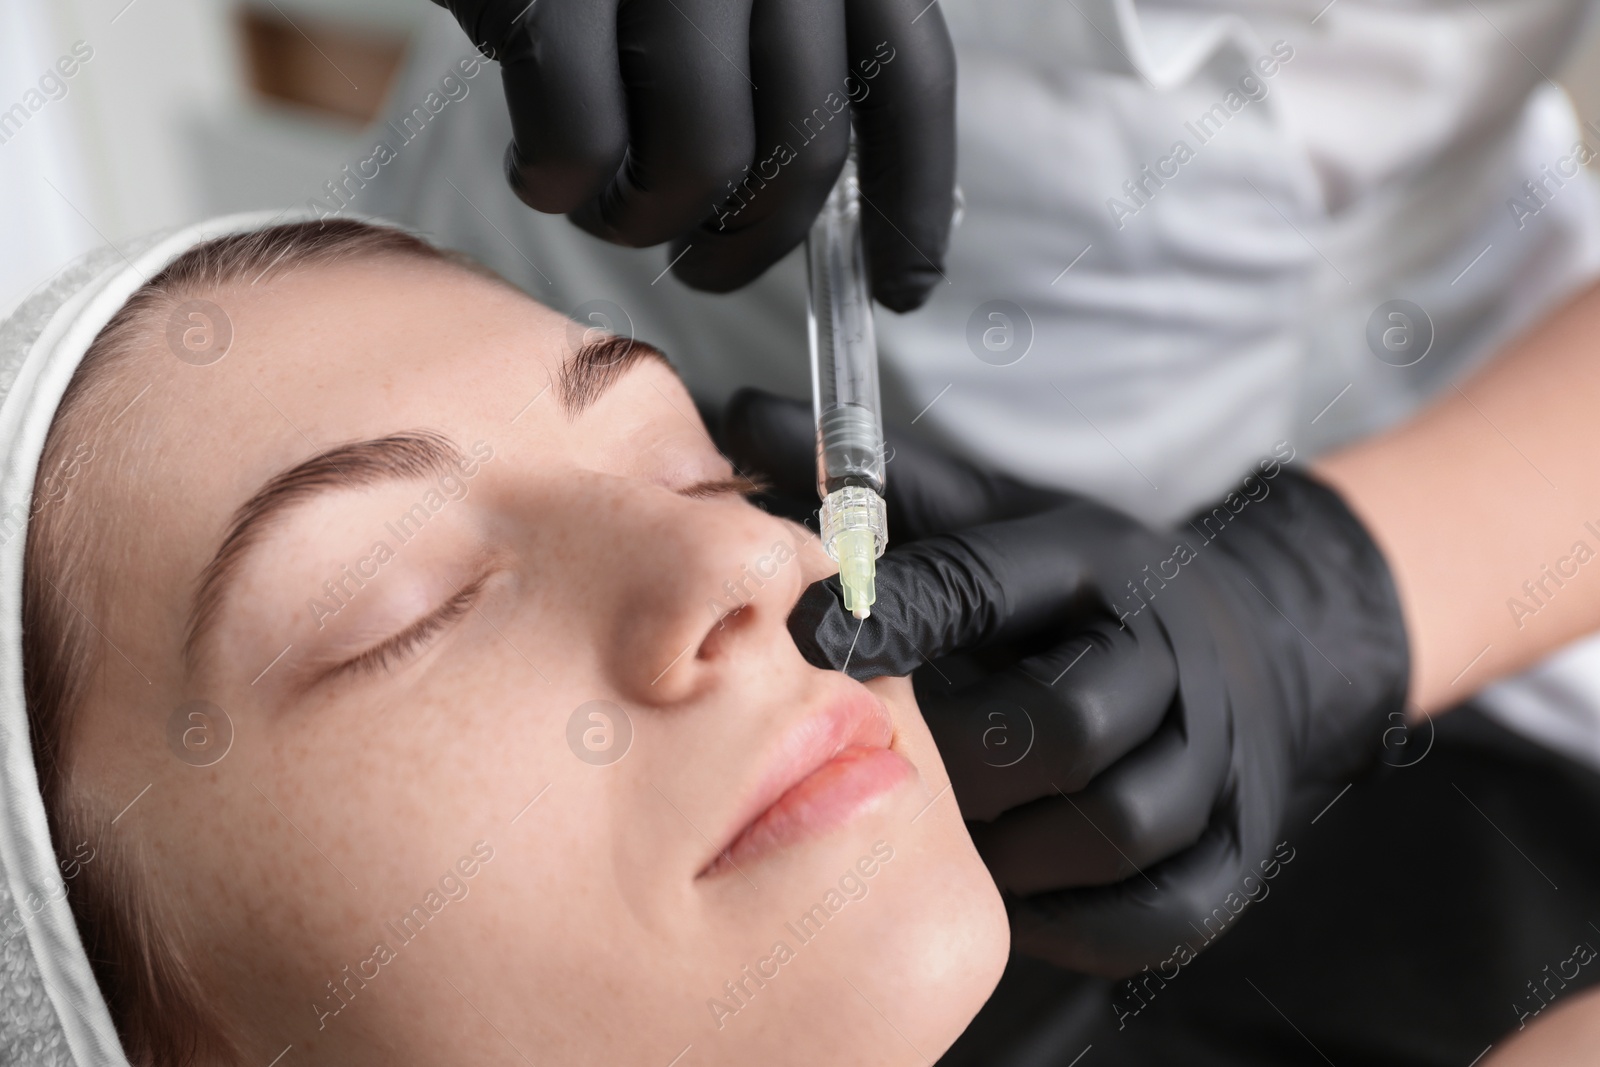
[867,673,915,706]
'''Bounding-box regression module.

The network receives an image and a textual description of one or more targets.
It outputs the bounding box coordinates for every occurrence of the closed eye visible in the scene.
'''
[326,572,490,680]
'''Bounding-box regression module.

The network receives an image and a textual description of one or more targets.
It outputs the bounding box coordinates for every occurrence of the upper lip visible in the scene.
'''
[698,684,895,877]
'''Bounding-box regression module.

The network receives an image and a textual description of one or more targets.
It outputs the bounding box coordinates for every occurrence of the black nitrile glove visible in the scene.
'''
[432,0,957,311]
[723,389,1410,978]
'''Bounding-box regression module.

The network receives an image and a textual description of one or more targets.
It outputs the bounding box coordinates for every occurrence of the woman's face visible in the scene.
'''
[66,255,1007,1065]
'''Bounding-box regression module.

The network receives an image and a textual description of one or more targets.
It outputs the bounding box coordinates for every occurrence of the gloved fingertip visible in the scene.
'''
[668,221,812,294]
[666,247,754,294]
[788,580,854,672]
[789,579,918,682]
[871,265,942,313]
[502,141,542,213]
[502,139,591,216]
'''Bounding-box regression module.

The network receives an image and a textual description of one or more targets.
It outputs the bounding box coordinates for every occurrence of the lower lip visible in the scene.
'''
[708,747,913,875]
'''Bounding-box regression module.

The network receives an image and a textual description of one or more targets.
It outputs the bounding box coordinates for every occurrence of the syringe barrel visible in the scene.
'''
[806,150,886,499]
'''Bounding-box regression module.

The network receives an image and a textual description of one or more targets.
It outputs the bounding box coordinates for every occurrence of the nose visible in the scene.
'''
[587,484,813,706]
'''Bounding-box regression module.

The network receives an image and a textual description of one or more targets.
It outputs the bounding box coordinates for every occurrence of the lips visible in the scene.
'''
[700,688,912,878]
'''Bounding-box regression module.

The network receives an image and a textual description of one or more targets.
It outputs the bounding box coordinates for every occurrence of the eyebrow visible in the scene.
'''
[183,430,468,670]
[558,335,673,416]
[183,335,675,672]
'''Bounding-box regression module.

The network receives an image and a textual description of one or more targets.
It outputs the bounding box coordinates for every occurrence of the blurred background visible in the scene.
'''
[2,0,438,314]
[8,0,1600,316]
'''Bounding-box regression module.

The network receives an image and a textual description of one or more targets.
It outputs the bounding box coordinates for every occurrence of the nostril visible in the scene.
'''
[643,602,754,701]
[697,602,753,662]
[629,517,812,703]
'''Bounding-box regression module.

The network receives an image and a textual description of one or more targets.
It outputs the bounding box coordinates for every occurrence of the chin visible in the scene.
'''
[880,831,1011,1060]
[734,856,1008,1067]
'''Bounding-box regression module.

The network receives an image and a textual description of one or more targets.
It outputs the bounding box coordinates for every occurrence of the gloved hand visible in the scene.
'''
[722,389,1410,978]
[432,0,957,311]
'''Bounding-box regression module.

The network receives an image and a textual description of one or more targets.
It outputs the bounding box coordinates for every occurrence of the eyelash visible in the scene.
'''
[321,478,755,680]
[679,473,770,499]
[329,575,487,680]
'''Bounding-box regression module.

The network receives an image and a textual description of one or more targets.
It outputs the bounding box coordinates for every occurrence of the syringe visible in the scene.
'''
[807,144,887,620]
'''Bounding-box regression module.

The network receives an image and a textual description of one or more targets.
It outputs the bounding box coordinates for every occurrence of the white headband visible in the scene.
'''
[0,210,315,1066]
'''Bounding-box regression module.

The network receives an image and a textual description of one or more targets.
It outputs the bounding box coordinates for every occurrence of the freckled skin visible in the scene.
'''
[66,256,1008,1066]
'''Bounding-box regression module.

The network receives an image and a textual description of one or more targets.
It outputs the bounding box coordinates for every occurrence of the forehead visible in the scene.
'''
[214,256,567,415]
[114,257,573,468]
